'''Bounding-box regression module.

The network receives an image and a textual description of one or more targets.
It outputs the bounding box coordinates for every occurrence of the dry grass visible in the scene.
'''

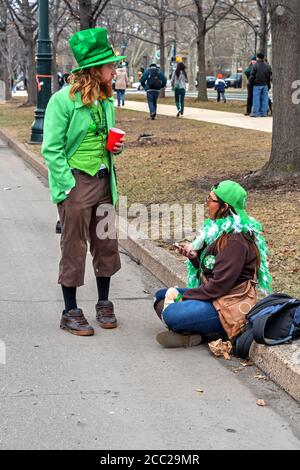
[0,99,299,297]
[126,93,247,114]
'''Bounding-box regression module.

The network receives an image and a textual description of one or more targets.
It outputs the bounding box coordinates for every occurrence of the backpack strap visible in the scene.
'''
[232,328,254,359]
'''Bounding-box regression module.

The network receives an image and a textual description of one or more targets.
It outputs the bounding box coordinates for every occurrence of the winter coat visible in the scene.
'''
[115,68,128,90]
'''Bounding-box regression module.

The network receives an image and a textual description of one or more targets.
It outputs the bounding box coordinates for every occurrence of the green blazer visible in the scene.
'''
[42,85,119,205]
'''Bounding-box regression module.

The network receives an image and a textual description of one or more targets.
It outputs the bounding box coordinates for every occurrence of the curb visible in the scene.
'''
[1,127,299,403]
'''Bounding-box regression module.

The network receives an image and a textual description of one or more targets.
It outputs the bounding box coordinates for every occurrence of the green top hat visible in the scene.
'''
[212,180,251,223]
[69,28,126,74]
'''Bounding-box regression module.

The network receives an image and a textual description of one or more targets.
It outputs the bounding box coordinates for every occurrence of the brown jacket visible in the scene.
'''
[182,233,257,302]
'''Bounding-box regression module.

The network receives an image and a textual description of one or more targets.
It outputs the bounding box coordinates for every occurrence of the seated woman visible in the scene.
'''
[153,180,272,348]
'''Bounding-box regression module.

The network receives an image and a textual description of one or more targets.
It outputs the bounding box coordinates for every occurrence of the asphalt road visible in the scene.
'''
[0,140,299,450]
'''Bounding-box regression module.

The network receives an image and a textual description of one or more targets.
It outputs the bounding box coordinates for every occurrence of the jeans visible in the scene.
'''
[147,90,159,115]
[116,89,125,106]
[246,83,253,114]
[217,91,226,102]
[252,85,269,116]
[154,288,224,335]
[175,88,185,114]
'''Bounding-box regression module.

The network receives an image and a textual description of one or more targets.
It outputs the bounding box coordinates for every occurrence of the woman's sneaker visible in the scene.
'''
[156,330,202,348]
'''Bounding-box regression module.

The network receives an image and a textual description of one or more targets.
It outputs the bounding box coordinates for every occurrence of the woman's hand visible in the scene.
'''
[173,243,197,260]
[111,137,125,153]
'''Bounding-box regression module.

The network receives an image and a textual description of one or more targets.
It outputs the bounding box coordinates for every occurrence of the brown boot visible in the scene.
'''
[60,308,94,336]
[95,300,117,329]
[156,330,202,348]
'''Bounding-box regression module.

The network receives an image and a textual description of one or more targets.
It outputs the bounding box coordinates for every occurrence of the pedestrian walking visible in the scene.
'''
[153,180,272,348]
[140,63,167,120]
[244,56,257,115]
[171,62,188,117]
[215,74,227,103]
[249,52,272,117]
[114,63,129,107]
[42,28,126,336]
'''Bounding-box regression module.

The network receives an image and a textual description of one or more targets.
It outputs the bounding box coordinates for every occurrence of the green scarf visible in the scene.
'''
[186,213,272,294]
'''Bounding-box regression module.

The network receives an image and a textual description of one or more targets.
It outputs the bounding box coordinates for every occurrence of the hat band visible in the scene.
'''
[78,49,115,68]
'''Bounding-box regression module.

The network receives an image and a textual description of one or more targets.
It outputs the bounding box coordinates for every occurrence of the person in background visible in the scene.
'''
[140,63,167,120]
[137,67,144,90]
[244,56,257,116]
[114,63,129,107]
[215,74,227,103]
[249,52,272,117]
[171,62,188,117]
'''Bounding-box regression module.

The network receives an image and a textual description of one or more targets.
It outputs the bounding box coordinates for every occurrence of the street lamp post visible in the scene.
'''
[29,0,52,144]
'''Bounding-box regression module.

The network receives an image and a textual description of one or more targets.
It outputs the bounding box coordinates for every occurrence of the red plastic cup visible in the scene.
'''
[106,127,126,152]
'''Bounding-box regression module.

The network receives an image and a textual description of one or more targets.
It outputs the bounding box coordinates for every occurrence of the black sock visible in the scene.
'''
[61,285,77,312]
[96,277,111,302]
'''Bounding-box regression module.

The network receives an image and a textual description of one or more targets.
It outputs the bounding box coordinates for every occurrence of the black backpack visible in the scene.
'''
[233,293,300,359]
[147,68,162,90]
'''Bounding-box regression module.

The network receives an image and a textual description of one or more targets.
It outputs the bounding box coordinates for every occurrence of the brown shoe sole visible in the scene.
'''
[98,321,117,329]
[60,324,94,336]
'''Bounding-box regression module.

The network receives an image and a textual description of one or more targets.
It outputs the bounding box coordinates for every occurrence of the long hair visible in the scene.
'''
[69,67,113,107]
[175,62,187,79]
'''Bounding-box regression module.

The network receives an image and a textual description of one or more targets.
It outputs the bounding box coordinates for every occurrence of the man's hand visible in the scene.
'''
[111,137,125,153]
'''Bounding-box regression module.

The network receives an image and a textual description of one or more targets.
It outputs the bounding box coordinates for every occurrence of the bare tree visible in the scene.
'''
[50,0,72,92]
[230,0,270,57]
[6,0,38,105]
[256,0,269,56]
[180,0,237,101]
[0,0,12,99]
[63,0,111,29]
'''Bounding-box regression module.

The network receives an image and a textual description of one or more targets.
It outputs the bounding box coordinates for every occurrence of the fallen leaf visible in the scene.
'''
[208,339,232,360]
[231,367,243,373]
[257,399,267,407]
[254,374,268,381]
[240,360,254,367]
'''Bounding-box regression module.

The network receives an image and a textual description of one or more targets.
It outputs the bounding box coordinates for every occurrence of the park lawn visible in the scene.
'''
[126,93,246,114]
[0,99,299,297]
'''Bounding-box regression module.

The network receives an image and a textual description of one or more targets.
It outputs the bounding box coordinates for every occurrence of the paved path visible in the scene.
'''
[122,100,272,133]
[0,141,299,450]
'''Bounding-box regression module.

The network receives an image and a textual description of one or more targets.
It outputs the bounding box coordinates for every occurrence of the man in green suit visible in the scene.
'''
[42,28,126,336]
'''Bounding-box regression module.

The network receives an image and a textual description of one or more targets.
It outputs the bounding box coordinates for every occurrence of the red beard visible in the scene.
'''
[100,81,113,98]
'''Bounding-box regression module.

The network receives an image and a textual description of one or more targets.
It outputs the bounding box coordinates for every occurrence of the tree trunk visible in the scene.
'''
[188,39,196,92]
[197,30,208,101]
[159,16,165,98]
[196,1,207,101]
[263,0,300,176]
[79,0,93,29]
[258,0,269,56]
[52,34,59,93]
[26,38,37,106]
[4,62,11,100]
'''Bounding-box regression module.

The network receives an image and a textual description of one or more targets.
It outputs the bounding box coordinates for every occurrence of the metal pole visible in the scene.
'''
[29,0,52,144]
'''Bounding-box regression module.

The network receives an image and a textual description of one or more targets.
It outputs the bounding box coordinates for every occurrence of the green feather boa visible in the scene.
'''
[186,213,272,294]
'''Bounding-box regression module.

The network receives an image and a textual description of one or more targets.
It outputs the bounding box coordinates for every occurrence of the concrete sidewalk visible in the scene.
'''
[0,136,300,450]
[122,100,272,133]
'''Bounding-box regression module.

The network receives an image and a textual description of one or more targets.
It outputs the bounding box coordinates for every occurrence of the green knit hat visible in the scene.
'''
[69,28,126,74]
[212,180,250,222]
